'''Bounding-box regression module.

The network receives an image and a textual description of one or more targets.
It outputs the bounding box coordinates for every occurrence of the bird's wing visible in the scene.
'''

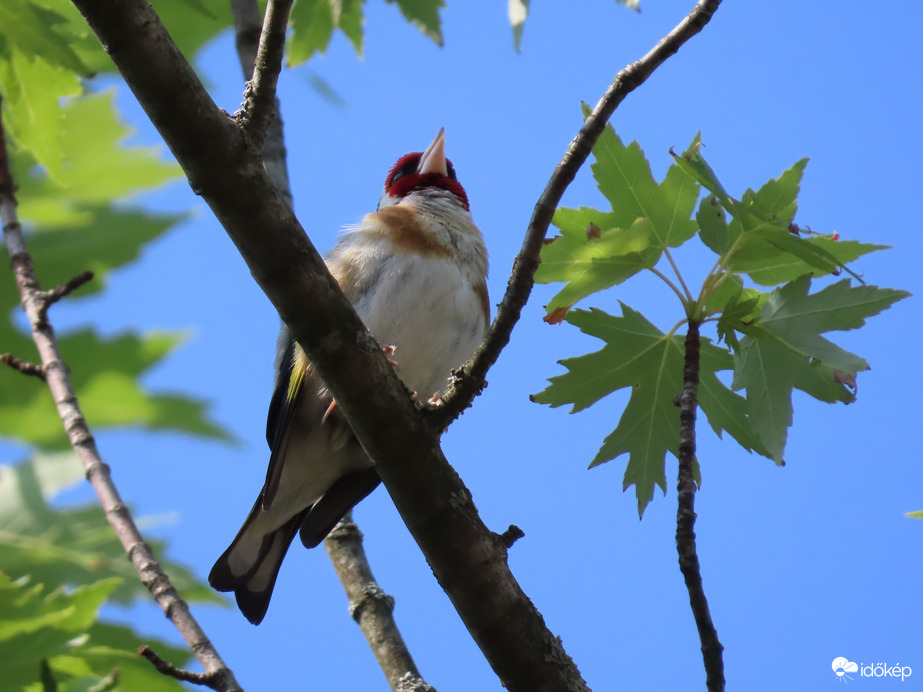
[262,337,317,510]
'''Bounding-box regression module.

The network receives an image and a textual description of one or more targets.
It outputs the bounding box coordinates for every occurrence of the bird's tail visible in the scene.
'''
[208,500,308,625]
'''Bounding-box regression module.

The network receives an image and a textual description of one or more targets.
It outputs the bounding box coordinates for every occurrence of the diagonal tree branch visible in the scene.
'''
[0,96,243,692]
[66,1,722,689]
[435,0,724,426]
[229,2,431,687]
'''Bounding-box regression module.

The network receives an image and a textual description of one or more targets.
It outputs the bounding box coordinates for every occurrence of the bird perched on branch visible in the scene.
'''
[209,129,489,624]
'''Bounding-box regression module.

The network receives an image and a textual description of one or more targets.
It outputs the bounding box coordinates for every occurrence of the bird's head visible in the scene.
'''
[378,128,470,211]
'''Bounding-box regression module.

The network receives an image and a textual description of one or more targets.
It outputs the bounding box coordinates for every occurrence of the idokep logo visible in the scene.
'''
[833,658,859,682]
[832,657,913,683]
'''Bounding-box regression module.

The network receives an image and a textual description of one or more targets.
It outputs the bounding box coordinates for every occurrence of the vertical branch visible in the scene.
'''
[230,0,292,207]
[0,97,243,692]
[676,320,725,691]
[235,0,292,148]
[325,512,436,692]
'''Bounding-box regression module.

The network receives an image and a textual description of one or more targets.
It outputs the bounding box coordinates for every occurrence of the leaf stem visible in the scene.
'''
[676,320,725,691]
[648,266,689,307]
[664,247,695,304]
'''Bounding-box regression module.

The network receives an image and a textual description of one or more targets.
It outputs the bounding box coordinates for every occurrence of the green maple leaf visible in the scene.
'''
[733,276,909,461]
[591,112,699,249]
[0,48,82,181]
[536,211,658,315]
[14,91,179,225]
[532,305,681,514]
[288,0,365,65]
[386,0,444,46]
[0,573,191,691]
[537,115,699,315]
[698,345,770,458]
[675,146,875,286]
[534,304,768,515]
[0,0,92,76]
[729,234,886,286]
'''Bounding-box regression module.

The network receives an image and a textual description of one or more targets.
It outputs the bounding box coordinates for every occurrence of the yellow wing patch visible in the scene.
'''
[287,343,310,402]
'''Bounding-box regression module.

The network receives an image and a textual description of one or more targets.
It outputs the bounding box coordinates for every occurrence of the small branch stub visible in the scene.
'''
[138,646,225,690]
[1,353,47,380]
[499,524,525,549]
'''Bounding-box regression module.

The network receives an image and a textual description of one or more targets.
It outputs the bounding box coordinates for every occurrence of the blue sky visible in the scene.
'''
[7,1,923,690]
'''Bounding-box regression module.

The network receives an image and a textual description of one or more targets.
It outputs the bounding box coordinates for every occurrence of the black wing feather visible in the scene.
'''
[262,337,303,510]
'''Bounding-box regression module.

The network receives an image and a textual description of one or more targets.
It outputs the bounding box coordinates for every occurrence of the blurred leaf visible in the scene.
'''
[0,574,190,691]
[0,48,82,181]
[171,0,217,20]
[907,510,923,519]
[509,0,529,52]
[0,575,118,689]
[0,207,231,449]
[20,0,232,75]
[149,0,232,61]
[385,0,444,46]
[0,0,92,75]
[306,71,347,108]
[0,328,231,449]
[0,453,225,606]
[14,91,180,226]
[617,0,641,10]
[1,206,183,305]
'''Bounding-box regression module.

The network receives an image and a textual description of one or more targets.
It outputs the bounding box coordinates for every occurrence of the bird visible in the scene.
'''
[208,129,489,625]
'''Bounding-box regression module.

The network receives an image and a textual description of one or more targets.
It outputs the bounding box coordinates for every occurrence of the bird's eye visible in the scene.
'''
[389,156,422,188]
[446,162,457,181]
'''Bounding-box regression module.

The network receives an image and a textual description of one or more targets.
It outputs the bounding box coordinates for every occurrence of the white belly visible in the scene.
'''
[353,253,485,398]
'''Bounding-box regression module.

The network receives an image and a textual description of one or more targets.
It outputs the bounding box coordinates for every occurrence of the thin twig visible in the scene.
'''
[138,646,225,690]
[0,96,244,692]
[35,270,94,324]
[435,0,725,427]
[0,353,47,380]
[231,0,293,207]
[325,512,437,692]
[235,0,292,150]
[676,320,725,691]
